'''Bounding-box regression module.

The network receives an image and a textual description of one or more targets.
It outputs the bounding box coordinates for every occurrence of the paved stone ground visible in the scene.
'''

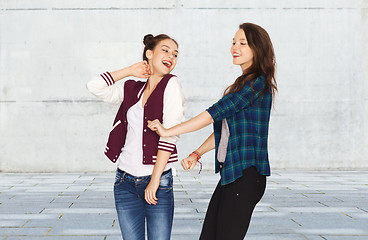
[0,170,367,240]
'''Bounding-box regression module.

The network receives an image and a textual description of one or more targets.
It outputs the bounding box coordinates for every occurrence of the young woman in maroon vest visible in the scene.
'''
[148,23,277,239]
[87,34,185,240]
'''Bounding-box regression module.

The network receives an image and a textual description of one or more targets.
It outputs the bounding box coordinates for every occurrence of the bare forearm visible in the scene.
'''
[167,111,213,136]
[151,150,171,182]
[196,133,215,156]
[109,67,132,82]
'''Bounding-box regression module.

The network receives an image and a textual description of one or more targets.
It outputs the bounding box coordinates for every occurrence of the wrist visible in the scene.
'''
[189,151,201,161]
[125,66,133,77]
[166,128,174,137]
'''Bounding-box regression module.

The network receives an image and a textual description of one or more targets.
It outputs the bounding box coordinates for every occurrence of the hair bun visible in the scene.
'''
[143,34,154,46]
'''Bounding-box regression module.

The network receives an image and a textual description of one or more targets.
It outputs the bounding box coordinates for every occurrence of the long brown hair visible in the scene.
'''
[142,34,178,62]
[224,23,277,99]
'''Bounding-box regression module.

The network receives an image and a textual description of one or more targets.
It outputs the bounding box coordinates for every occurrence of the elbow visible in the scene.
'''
[86,81,93,93]
[205,111,214,125]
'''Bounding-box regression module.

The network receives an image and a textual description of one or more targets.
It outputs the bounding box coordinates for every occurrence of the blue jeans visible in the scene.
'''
[114,168,174,240]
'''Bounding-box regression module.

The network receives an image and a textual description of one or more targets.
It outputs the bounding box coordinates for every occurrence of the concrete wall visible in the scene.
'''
[1,0,367,172]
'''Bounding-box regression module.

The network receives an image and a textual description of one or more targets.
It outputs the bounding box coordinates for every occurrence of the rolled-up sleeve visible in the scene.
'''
[206,75,265,122]
[158,77,186,153]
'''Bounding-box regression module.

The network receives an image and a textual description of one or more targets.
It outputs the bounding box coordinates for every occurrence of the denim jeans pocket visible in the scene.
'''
[158,175,173,190]
[114,172,124,187]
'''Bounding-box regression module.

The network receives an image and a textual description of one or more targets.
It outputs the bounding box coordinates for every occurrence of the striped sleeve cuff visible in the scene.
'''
[100,72,115,86]
[158,141,176,153]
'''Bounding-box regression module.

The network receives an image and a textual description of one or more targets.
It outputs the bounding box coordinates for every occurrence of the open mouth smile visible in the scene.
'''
[162,60,172,68]
[233,53,240,58]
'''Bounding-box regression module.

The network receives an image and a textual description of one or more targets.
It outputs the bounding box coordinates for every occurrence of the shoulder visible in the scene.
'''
[124,79,146,89]
[166,76,182,89]
[254,73,266,84]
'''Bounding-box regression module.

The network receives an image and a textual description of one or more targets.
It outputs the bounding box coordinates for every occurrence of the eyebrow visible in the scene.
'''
[162,45,179,53]
[233,38,247,41]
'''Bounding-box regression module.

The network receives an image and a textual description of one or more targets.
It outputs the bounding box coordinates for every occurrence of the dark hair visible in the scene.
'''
[224,23,277,99]
[142,34,178,62]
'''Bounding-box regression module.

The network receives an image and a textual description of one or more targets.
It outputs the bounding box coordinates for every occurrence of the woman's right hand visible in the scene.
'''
[147,119,170,137]
[181,154,198,171]
[129,61,151,78]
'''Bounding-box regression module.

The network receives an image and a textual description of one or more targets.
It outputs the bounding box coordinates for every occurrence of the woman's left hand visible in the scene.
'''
[147,119,169,137]
[145,178,159,205]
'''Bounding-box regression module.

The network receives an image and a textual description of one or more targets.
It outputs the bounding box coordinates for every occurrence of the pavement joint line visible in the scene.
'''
[341,212,354,219]
[45,227,52,236]
[318,201,329,207]
[300,233,309,240]
[320,235,327,240]
[290,218,302,227]
[269,206,277,212]
[50,198,55,203]
[22,220,30,227]
[357,207,368,213]
[333,196,344,202]
[39,208,45,213]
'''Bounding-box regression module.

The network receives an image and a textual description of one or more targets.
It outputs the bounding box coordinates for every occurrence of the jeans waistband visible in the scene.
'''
[117,168,172,181]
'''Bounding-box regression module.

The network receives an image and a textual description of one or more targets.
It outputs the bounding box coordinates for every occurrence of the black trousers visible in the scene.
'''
[199,166,266,240]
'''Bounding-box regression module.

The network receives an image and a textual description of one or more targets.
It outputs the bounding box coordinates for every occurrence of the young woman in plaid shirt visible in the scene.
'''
[148,23,277,239]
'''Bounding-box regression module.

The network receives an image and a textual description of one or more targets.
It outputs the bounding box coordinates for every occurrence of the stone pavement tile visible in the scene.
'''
[172,219,202,235]
[247,215,300,234]
[48,214,120,235]
[174,207,198,214]
[299,228,368,235]
[303,235,326,240]
[173,212,204,220]
[0,227,51,235]
[273,206,364,213]
[42,207,115,214]
[289,212,368,235]
[5,237,105,240]
[70,202,115,209]
[23,217,60,228]
[0,219,27,227]
[323,236,368,240]
[245,233,317,240]
[0,213,60,220]
[105,236,122,240]
[171,234,200,240]
[0,203,46,214]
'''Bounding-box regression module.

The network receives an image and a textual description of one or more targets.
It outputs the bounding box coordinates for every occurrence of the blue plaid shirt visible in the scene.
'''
[206,74,272,185]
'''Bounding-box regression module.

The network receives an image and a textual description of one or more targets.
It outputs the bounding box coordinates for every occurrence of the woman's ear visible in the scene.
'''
[146,50,153,60]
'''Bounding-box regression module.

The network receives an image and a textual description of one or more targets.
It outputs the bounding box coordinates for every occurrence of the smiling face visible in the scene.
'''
[231,29,254,72]
[146,39,178,76]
